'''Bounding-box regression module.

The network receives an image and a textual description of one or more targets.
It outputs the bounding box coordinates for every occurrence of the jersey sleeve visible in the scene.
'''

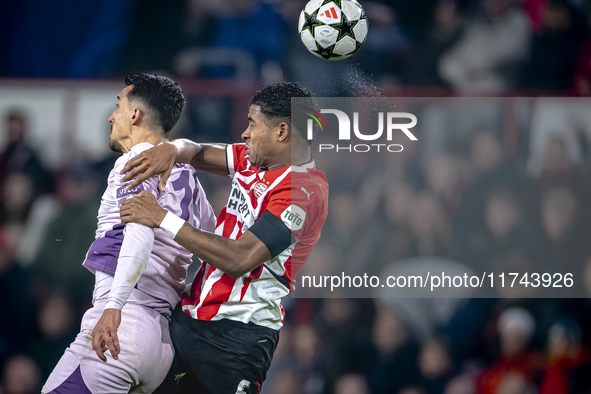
[249,174,327,264]
[105,223,154,310]
[247,182,295,258]
[226,143,248,178]
[266,180,312,234]
[104,147,158,310]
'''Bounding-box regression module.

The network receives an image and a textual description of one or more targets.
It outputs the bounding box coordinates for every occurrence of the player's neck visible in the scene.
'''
[267,146,311,170]
[120,128,167,153]
[290,137,312,167]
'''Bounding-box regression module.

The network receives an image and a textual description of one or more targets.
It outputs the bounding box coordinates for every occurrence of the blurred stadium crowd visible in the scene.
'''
[3,0,591,394]
[4,0,591,94]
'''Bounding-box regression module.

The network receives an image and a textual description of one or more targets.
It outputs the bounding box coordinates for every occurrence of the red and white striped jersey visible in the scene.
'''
[181,143,328,329]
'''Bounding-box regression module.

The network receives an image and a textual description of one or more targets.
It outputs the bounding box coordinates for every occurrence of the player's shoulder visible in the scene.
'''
[230,143,247,161]
[171,162,196,173]
[129,142,156,158]
[113,142,155,170]
[290,167,329,199]
[232,144,253,171]
[232,143,246,152]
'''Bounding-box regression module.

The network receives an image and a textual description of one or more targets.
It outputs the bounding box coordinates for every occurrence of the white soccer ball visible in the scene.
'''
[298,0,368,61]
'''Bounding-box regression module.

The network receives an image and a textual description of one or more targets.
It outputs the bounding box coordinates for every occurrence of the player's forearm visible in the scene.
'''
[173,223,267,279]
[105,223,154,310]
[191,144,228,176]
[105,256,147,310]
[171,139,202,165]
[170,139,228,176]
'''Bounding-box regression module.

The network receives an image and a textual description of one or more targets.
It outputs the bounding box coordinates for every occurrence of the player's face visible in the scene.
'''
[242,105,276,167]
[108,86,134,153]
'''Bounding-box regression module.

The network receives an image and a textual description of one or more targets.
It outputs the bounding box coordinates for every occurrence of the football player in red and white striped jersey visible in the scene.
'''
[119,82,328,394]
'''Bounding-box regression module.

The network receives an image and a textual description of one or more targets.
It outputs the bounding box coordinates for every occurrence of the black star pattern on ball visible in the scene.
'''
[335,13,357,41]
[301,12,323,36]
[316,44,332,59]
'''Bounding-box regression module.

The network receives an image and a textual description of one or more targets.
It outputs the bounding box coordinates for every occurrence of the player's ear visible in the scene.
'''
[131,107,142,126]
[276,122,289,142]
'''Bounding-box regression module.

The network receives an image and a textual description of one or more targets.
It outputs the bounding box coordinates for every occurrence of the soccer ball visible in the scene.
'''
[298,0,368,61]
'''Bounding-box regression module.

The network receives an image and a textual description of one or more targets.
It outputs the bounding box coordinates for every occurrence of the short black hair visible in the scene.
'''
[250,82,318,145]
[124,73,185,134]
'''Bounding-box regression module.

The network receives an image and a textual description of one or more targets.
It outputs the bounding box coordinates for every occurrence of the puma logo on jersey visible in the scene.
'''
[300,187,314,201]
[243,161,256,173]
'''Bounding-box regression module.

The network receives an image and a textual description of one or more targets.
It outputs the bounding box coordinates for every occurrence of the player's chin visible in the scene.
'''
[109,139,123,153]
[249,155,262,167]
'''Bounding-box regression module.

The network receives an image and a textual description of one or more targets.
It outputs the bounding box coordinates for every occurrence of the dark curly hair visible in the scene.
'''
[250,82,318,145]
[125,73,185,135]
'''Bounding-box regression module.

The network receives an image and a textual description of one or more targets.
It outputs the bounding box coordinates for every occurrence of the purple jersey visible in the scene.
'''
[83,142,216,310]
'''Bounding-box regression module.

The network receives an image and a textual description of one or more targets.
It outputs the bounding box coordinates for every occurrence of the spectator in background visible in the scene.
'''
[334,374,370,394]
[1,354,41,394]
[574,4,591,96]
[264,323,324,394]
[292,324,323,388]
[389,0,439,41]
[0,228,35,367]
[418,337,456,393]
[0,172,35,228]
[25,295,77,382]
[457,131,531,251]
[362,2,412,83]
[533,188,590,274]
[319,298,375,393]
[171,0,218,77]
[31,163,100,311]
[541,319,591,393]
[524,0,548,32]
[461,189,535,271]
[405,191,454,258]
[368,181,415,274]
[404,0,467,86]
[0,111,51,198]
[439,0,530,92]
[522,0,588,91]
[444,374,476,394]
[478,307,543,394]
[321,192,382,276]
[538,136,581,190]
[370,188,455,270]
[364,306,422,394]
[425,154,464,216]
[267,369,299,394]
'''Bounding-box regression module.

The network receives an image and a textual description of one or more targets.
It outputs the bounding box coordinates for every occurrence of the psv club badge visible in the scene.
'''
[254,182,268,198]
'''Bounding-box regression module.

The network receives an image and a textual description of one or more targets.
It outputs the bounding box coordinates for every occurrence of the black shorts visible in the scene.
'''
[154,304,279,394]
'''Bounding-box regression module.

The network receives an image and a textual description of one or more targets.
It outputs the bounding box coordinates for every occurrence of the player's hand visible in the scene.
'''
[120,142,179,193]
[120,190,167,228]
[92,308,121,362]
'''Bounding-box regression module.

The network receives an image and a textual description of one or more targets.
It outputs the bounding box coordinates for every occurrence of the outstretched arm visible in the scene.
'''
[120,191,274,278]
[91,223,154,362]
[120,139,228,192]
